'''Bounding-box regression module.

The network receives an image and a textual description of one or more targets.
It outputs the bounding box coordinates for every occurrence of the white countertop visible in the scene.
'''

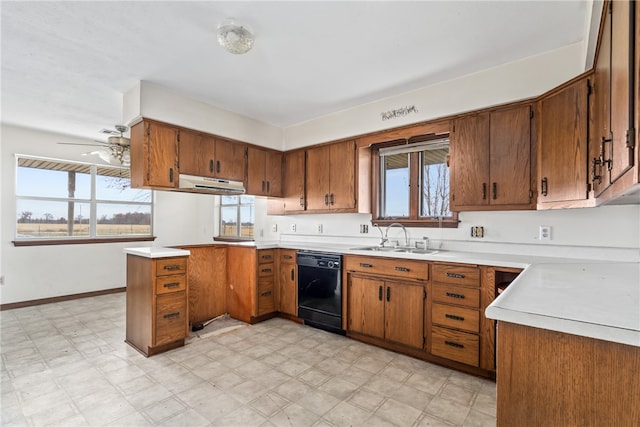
[485,262,640,347]
[123,247,190,258]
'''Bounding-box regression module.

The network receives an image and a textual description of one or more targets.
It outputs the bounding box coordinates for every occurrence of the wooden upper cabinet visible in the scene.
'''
[130,119,179,189]
[306,140,356,212]
[247,146,282,196]
[283,150,306,213]
[179,131,216,177]
[538,75,591,207]
[213,138,246,182]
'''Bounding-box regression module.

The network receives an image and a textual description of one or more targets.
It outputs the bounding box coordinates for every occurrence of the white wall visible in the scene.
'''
[0,125,214,305]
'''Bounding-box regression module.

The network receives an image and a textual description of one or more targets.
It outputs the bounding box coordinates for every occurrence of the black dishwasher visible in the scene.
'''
[297,251,344,334]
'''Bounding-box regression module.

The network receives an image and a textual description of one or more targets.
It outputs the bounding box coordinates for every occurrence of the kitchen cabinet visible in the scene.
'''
[247,146,283,196]
[130,119,179,189]
[179,131,246,182]
[277,249,297,316]
[537,73,593,208]
[226,246,276,324]
[125,254,189,356]
[428,263,481,367]
[345,255,427,350]
[306,140,357,212]
[450,104,535,211]
[177,245,227,324]
[283,150,306,213]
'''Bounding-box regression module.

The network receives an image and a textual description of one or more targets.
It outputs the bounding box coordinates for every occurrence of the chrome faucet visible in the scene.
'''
[373,224,388,247]
[385,222,409,247]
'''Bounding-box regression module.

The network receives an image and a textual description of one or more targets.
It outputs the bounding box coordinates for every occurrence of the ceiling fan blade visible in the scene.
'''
[57,142,109,147]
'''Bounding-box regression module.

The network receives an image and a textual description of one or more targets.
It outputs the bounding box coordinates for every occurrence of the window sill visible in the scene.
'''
[12,236,156,247]
[372,219,459,228]
[213,236,255,243]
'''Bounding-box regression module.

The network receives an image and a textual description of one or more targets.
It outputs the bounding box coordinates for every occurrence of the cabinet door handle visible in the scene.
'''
[163,312,180,319]
[378,285,383,301]
[261,291,272,297]
[444,340,464,349]
[169,168,174,183]
[209,160,214,173]
[324,194,329,205]
[262,180,265,192]
[163,265,181,271]
[482,183,487,200]
[541,177,548,196]
[445,314,465,321]
[291,268,295,281]
[446,272,465,279]
[445,292,465,299]
[359,263,373,268]
[395,266,410,272]
[330,193,335,205]
[163,282,180,288]
[267,181,270,193]
[492,182,497,200]
[299,196,305,207]
[216,160,221,173]
[386,286,391,302]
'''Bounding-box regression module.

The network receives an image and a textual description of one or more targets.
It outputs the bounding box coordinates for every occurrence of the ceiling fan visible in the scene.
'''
[58,125,130,166]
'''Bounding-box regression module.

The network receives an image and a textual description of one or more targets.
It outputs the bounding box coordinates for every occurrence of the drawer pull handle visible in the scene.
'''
[163,282,180,288]
[360,263,373,268]
[261,291,272,297]
[164,265,181,271]
[445,292,465,299]
[444,340,464,349]
[262,268,272,273]
[283,255,293,259]
[446,272,466,279]
[262,255,272,260]
[394,266,410,272]
[163,312,180,319]
[445,314,465,321]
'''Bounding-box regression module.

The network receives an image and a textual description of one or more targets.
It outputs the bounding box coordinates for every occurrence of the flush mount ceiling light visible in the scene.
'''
[217,19,254,54]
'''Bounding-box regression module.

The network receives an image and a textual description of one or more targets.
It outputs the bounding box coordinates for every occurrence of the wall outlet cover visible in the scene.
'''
[271,224,278,232]
[291,224,296,232]
[539,225,551,241]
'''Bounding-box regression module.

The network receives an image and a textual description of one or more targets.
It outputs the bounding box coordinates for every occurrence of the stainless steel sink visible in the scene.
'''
[350,246,441,255]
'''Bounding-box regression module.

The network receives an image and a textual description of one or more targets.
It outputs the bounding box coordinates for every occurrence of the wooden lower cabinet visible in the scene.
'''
[126,254,189,356]
[277,249,298,316]
[496,322,640,426]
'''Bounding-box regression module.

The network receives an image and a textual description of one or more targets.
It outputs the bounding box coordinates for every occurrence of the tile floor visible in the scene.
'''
[1,293,496,426]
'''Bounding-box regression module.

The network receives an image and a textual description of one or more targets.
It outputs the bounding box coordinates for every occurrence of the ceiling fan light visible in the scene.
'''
[217,20,254,54]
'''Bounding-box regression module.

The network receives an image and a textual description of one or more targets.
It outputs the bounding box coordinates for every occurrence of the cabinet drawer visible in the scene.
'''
[431,283,480,308]
[279,249,297,263]
[432,303,479,333]
[156,257,187,277]
[258,263,275,277]
[431,326,479,367]
[258,250,275,263]
[156,275,187,295]
[432,264,479,287]
[345,256,428,281]
[155,292,187,346]
[257,281,275,316]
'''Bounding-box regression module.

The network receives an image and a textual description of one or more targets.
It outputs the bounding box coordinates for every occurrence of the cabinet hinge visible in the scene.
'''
[627,129,636,150]
[530,109,534,119]
[529,190,534,200]
[586,182,592,193]
[177,132,180,142]
[423,336,426,347]
[423,290,427,300]
[608,1,612,13]
[587,80,593,96]
[146,125,150,136]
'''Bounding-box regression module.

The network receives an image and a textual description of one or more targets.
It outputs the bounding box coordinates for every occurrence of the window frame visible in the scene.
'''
[218,195,255,241]
[371,135,459,228]
[13,155,155,246]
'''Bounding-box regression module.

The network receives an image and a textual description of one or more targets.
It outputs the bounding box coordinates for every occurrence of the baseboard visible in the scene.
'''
[1,287,126,311]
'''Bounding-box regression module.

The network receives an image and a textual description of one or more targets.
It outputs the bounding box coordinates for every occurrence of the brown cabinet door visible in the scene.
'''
[451,113,490,208]
[539,77,589,203]
[305,145,331,210]
[145,121,179,188]
[246,146,267,195]
[155,292,187,346]
[384,282,424,349]
[214,138,246,182]
[489,105,532,206]
[179,131,215,177]
[283,150,306,212]
[328,140,356,210]
[181,246,226,324]
[347,275,385,340]
[265,149,283,197]
[278,262,297,316]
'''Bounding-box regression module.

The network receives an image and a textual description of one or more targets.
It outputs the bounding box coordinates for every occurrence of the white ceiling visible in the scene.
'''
[2,1,593,142]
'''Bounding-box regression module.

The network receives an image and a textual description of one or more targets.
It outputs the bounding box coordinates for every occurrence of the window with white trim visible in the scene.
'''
[15,155,152,240]
[219,195,255,239]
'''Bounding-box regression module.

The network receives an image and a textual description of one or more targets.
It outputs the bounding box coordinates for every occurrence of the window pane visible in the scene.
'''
[96,175,151,202]
[381,153,409,217]
[220,206,238,236]
[17,165,91,199]
[239,205,254,237]
[420,148,451,218]
[240,195,253,204]
[97,204,151,236]
[221,195,238,205]
[16,200,90,237]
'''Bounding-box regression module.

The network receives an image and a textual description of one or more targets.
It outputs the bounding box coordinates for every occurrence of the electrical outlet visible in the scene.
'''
[291,223,296,232]
[259,229,264,237]
[359,224,369,234]
[271,224,278,232]
[539,225,551,241]
[317,224,323,233]
[0,275,4,285]
[471,226,484,238]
